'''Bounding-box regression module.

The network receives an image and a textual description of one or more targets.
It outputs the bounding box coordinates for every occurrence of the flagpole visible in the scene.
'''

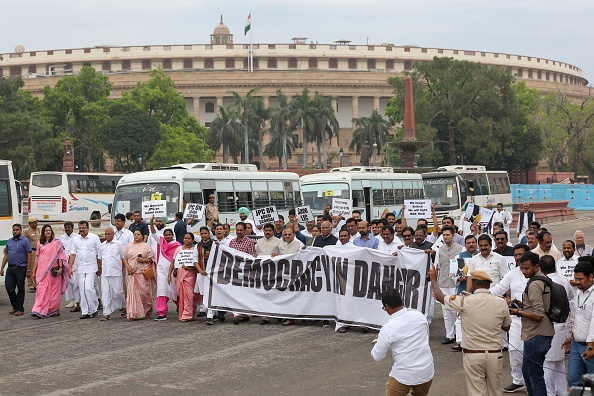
[249,11,253,72]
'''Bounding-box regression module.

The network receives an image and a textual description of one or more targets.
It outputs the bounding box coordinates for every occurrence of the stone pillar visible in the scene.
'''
[373,96,380,111]
[352,96,359,127]
[62,137,74,172]
[216,96,223,114]
[192,96,200,124]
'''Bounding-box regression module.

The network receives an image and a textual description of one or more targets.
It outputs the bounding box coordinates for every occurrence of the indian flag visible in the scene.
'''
[244,13,251,35]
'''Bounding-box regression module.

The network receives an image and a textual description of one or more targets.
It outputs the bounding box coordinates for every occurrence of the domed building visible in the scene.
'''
[0,17,589,169]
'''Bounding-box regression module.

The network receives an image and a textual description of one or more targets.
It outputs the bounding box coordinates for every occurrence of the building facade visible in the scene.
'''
[1,18,590,168]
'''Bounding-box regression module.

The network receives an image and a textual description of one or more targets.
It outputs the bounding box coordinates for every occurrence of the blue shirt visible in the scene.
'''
[129,221,149,237]
[4,235,32,267]
[353,234,379,249]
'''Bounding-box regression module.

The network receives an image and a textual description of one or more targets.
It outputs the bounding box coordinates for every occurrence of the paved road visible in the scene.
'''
[0,212,592,395]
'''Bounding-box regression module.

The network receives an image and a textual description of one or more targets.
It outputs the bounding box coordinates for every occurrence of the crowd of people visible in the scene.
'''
[2,201,594,396]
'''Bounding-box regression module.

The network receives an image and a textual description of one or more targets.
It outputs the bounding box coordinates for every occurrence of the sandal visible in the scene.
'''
[100,316,110,321]
[282,319,294,326]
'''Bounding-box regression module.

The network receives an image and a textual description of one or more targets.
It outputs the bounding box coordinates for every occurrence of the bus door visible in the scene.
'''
[362,180,372,222]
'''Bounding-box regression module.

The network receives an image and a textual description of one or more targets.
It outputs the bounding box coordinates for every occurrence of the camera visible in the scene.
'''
[509,301,520,310]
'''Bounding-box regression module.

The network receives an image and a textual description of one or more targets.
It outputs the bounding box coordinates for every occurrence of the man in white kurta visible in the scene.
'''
[100,228,125,320]
[60,222,79,309]
[68,221,102,318]
[278,228,304,255]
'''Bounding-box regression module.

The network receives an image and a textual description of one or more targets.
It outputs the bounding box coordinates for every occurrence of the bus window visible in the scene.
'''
[269,181,284,209]
[234,181,253,209]
[0,180,10,216]
[217,191,236,212]
[500,177,511,194]
[414,180,424,199]
[252,181,269,207]
[352,189,364,208]
[284,181,295,209]
[382,180,395,205]
[403,180,414,199]
[371,180,383,205]
[31,174,62,188]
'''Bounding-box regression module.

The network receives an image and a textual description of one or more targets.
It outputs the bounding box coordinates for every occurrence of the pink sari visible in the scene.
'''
[174,246,198,321]
[31,239,69,318]
[125,242,156,319]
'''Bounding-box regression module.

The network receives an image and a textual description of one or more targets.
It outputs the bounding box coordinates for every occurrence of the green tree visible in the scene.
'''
[349,109,392,155]
[228,88,261,164]
[97,103,162,172]
[312,92,339,169]
[290,88,317,167]
[268,90,295,170]
[147,124,214,169]
[207,106,243,163]
[0,77,63,179]
[246,97,270,169]
[43,66,112,172]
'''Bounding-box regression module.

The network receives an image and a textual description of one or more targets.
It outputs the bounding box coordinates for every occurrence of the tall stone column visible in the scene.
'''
[373,96,380,112]
[216,96,223,114]
[352,96,359,127]
[192,96,200,124]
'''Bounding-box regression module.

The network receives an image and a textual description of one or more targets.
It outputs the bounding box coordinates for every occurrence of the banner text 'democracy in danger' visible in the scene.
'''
[203,245,431,329]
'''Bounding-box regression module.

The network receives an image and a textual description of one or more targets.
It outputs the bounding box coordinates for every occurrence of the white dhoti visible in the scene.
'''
[544,322,568,396]
[65,270,80,303]
[78,271,99,315]
[101,275,125,316]
[508,316,525,386]
[440,287,457,340]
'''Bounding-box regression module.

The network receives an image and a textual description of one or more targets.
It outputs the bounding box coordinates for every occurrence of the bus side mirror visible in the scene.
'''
[107,203,113,213]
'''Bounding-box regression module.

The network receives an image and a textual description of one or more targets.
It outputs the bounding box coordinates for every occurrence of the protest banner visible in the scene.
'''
[557,259,578,279]
[252,206,279,226]
[142,200,167,218]
[183,203,205,220]
[203,244,431,329]
[295,205,314,222]
[332,198,352,217]
[404,199,431,219]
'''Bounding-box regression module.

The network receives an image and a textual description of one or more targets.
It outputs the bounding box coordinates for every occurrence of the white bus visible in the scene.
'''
[111,163,302,228]
[29,172,124,222]
[300,166,425,221]
[421,165,512,225]
[0,160,23,247]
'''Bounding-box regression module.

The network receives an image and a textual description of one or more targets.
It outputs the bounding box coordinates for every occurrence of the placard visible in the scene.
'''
[505,256,516,271]
[463,203,479,223]
[142,200,167,218]
[558,259,578,279]
[252,206,279,226]
[331,198,352,217]
[175,249,195,269]
[478,208,494,227]
[404,199,431,219]
[151,192,162,201]
[183,203,205,220]
[295,205,314,222]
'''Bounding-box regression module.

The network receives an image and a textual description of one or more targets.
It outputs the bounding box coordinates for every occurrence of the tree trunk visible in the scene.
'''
[258,130,264,170]
[317,139,322,168]
[244,124,250,164]
[302,129,308,168]
[223,143,229,163]
[448,122,456,165]
[322,131,328,169]
[282,129,288,170]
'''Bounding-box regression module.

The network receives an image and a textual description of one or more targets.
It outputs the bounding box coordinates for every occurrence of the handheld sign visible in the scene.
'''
[295,205,314,222]
[252,206,279,226]
[183,203,205,220]
[331,198,352,217]
[142,200,167,218]
[463,203,480,223]
[175,249,195,269]
[478,208,494,227]
[404,199,431,219]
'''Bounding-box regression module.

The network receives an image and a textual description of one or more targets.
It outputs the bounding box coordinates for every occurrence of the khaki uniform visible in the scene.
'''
[444,289,512,396]
[204,203,219,227]
[23,226,40,289]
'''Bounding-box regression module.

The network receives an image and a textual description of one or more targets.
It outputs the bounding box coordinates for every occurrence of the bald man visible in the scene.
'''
[353,220,379,249]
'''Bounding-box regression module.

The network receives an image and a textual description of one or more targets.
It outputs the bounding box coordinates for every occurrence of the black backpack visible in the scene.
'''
[524,275,570,323]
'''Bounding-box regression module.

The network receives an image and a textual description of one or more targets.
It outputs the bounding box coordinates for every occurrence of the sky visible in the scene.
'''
[2,0,593,82]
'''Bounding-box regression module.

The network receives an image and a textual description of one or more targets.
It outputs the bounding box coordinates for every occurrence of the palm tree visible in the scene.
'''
[207,106,242,163]
[264,127,294,169]
[312,92,339,169]
[228,88,261,164]
[246,97,270,169]
[349,109,392,155]
[269,90,295,169]
[289,88,317,167]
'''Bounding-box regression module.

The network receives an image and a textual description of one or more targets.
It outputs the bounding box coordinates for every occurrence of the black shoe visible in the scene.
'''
[233,317,240,325]
[441,338,455,345]
[503,383,525,393]
[218,313,226,322]
[70,307,81,313]
[259,319,270,325]
[503,346,509,352]
[206,318,214,325]
[338,327,347,333]
[154,316,167,321]
[451,345,462,352]
[241,316,250,323]
[322,320,330,328]
[197,312,206,317]
[276,318,283,323]
[80,314,91,319]
[98,305,103,310]
[91,311,98,318]
[360,327,369,334]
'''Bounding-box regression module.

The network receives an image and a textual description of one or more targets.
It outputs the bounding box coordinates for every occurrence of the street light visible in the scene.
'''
[372,140,378,167]
[339,148,344,167]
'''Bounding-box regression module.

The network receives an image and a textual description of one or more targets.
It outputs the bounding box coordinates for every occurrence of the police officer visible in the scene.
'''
[23,217,40,292]
[429,265,511,396]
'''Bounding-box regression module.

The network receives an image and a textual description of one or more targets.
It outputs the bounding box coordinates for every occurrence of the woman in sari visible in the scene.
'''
[168,232,199,322]
[31,225,69,318]
[149,215,181,321]
[194,226,213,324]
[123,230,156,321]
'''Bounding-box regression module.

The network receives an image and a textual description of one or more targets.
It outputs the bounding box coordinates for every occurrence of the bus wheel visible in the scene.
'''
[90,211,102,228]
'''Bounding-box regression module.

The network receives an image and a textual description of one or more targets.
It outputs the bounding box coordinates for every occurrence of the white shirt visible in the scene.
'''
[149,229,164,256]
[59,232,77,256]
[377,239,403,255]
[468,251,509,285]
[335,240,354,247]
[371,308,434,385]
[100,240,123,277]
[70,232,102,274]
[216,236,232,247]
[490,266,527,301]
[113,227,134,247]
[349,232,361,242]
[279,238,304,255]
[572,284,594,343]
[256,236,280,255]
[301,229,312,238]
[492,209,512,232]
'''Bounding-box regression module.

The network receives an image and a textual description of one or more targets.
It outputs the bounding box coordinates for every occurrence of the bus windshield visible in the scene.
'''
[301,182,349,211]
[422,177,460,210]
[113,183,180,223]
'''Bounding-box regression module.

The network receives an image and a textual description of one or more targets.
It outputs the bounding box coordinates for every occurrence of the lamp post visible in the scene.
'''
[339,148,344,167]
[372,140,378,167]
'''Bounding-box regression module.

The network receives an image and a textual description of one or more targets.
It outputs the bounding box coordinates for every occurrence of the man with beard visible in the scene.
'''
[557,240,578,282]
[353,221,379,249]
